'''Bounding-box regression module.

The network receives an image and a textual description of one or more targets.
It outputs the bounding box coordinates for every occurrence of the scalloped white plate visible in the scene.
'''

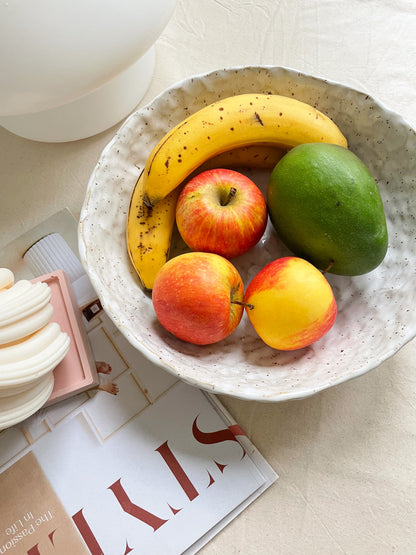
[79,66,416,401]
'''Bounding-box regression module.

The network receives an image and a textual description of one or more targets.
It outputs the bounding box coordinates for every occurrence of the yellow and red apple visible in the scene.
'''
[244,257,337,350]
[175,168,267,259]
[152,252,244,345]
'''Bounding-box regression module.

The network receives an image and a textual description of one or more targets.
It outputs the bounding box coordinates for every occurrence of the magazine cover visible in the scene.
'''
[0,209,277,554]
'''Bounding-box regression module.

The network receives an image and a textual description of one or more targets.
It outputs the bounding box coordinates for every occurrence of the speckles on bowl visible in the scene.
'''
[79,65,416,401]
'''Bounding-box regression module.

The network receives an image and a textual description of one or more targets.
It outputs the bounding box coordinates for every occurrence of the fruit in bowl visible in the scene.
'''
[127,94,386,353]
[80,65,416,401]
[175,168,268,259]
[152,252,245,345]
[126,92,348,292]
[244,257,337,350]
[267,143,388,276]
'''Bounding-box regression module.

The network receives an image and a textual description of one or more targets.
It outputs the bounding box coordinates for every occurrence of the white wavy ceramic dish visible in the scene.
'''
[0,373,54,430]
[79,66,416,401]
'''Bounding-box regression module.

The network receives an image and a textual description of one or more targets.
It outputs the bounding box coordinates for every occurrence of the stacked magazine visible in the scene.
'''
[0,209,277,555]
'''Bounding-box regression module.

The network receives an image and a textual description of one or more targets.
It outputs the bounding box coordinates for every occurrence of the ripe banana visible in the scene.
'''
[126,170,181,292]
[143,93,348,207]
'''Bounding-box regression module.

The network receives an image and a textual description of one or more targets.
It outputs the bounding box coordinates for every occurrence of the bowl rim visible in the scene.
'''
[79,64,416,402]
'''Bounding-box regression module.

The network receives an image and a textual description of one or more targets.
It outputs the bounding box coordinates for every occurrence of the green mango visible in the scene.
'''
[267,143,388,276]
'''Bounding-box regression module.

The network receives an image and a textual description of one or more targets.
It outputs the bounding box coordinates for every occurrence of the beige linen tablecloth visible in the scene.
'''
[1,1,415,553]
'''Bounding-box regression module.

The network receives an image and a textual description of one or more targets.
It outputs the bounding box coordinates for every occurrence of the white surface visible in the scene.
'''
[1,1,415,552]
[79,65,415,402]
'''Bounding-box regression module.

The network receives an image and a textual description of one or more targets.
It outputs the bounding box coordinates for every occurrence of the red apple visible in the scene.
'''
[152,252,244,345]
[244,257,337,350]
[175,168,267,259]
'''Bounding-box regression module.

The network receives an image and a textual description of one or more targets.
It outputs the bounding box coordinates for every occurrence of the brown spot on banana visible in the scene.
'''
[254,112,264,126]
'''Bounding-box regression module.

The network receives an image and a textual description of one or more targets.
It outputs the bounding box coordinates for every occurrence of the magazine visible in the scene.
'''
[0,209,277,554]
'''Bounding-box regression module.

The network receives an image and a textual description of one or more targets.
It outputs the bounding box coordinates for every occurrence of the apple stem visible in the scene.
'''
[222,186,237,206]
[232,300,255,310]
[322,260,335,274]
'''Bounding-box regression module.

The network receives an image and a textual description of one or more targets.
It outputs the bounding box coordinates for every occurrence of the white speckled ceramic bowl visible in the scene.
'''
[79,66,416,401]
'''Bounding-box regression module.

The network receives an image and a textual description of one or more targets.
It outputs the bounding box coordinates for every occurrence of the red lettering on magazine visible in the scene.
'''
[27,417,245,554]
